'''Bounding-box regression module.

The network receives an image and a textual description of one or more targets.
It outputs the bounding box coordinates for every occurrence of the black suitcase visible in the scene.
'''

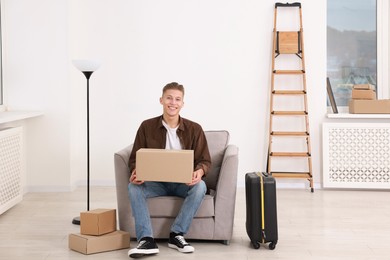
[245,172,278,250]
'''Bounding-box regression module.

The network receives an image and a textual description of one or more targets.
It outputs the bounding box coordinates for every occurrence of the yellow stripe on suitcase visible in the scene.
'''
[257,172,266,243]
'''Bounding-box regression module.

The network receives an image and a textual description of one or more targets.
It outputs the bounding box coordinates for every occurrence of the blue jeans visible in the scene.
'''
[128,181,207,241]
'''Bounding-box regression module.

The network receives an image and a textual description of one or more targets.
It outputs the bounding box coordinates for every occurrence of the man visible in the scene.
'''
[127,82,211,258]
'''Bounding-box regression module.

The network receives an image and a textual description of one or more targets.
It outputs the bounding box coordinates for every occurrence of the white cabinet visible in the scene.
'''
[0,127,23,214]
[323,122,390,189]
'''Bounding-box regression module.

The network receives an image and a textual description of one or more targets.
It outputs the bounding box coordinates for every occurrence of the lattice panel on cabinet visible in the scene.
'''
[323,123,390,189]
[0,127,23,214]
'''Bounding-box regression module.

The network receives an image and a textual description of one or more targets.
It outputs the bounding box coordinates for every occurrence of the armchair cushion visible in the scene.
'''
[147,195,214,218]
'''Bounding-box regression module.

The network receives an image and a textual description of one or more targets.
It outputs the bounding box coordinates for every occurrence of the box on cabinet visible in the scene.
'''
[351,89,376,100]
[349,99,390,114]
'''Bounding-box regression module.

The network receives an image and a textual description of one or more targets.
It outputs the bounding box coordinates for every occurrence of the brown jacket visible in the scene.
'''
[128,115,211,176]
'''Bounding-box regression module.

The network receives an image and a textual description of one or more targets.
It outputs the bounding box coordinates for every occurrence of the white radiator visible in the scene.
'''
[323,123,390,189]
[0,127,23,214]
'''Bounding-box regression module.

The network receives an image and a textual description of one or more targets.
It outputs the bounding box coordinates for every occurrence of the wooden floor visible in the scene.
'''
[0,187,390,259]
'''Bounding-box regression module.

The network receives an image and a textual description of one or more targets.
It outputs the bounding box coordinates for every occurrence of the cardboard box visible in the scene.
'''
[353,84,374,90]
[69,230,130,255]
[352,89,376,100]
[349,99,390,114]
[136,148,194,183]
[80,209,116,236]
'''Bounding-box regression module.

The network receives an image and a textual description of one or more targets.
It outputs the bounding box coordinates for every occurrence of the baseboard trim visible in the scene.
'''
[25,180,321,193]
[25,185,73,193]
[25,180,117,193]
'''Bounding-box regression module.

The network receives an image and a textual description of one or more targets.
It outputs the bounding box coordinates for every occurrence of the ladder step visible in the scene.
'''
[270,152,310,157]
[272,90,306,95]
[273,70,305,74]
[272,111,308,115]
[270,172,312,178]
[271,131,309,136]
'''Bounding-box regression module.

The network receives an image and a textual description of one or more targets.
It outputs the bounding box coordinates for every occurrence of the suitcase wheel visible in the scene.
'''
[269,241,277,250]
[251,241,260,249]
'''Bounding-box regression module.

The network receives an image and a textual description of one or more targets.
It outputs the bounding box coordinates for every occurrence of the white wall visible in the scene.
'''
[3,0,326,191]
[2,0,71,191]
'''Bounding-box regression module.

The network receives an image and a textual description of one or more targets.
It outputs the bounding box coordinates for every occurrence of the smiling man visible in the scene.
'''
[127,82,211,258]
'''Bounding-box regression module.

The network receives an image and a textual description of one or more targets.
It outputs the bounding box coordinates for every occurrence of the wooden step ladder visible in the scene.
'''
[267,2,314,192]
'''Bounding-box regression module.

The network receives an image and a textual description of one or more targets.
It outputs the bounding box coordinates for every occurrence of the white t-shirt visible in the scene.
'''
[162,120,182,150]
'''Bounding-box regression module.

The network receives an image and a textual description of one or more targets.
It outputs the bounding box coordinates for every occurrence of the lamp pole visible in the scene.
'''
[72,60,100,225]
[83,71,93,212]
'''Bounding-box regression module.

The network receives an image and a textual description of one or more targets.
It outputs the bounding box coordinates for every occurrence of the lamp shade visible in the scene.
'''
[72,59,101,72]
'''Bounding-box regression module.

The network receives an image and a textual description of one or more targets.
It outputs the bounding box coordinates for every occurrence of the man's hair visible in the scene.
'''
[162,82,185,96]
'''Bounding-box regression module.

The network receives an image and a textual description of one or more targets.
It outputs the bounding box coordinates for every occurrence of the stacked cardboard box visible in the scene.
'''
[349,84,390,114]
[351,84,376,100]
[69,209,130,255]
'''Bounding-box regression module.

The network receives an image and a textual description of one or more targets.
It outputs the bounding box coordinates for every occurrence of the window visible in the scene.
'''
[327,0,382,109]
[0,3,2,109]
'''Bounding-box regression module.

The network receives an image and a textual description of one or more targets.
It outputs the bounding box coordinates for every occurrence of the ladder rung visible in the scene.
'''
[270,152,310,157]
[272,111,308,115]
[273,90,306,95]
[271,131,309,136]
[270,172,312,179]
[274,70,305,74]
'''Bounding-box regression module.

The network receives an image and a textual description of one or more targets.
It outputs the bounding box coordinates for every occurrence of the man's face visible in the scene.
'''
[160,89,184,118]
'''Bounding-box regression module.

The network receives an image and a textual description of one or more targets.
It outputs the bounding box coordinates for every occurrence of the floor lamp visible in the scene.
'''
[72,59,101,225]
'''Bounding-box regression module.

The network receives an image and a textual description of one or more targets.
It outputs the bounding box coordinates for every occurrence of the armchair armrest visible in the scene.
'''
[213,144,239,239]
[114,144,133,232]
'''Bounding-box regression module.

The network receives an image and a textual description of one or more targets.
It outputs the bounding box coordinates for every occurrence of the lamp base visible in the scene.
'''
[72,216,80,225]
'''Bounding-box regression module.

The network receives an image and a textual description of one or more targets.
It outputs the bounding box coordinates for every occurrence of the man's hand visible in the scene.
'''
[188,169,204,186]
[129,169,144,185]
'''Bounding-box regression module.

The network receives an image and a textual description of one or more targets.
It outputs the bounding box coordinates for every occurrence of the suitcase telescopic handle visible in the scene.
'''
[275,2,301,8]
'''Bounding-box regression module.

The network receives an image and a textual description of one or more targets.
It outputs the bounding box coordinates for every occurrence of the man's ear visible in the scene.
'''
[159,97,163,104]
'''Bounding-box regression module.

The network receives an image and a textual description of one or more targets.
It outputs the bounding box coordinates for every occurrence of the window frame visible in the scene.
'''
[0,1,3,112]
[377,0,389,100]
[327,0,389,112]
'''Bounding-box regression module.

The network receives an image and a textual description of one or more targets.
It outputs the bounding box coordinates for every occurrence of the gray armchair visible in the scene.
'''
[114,130,239,244]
